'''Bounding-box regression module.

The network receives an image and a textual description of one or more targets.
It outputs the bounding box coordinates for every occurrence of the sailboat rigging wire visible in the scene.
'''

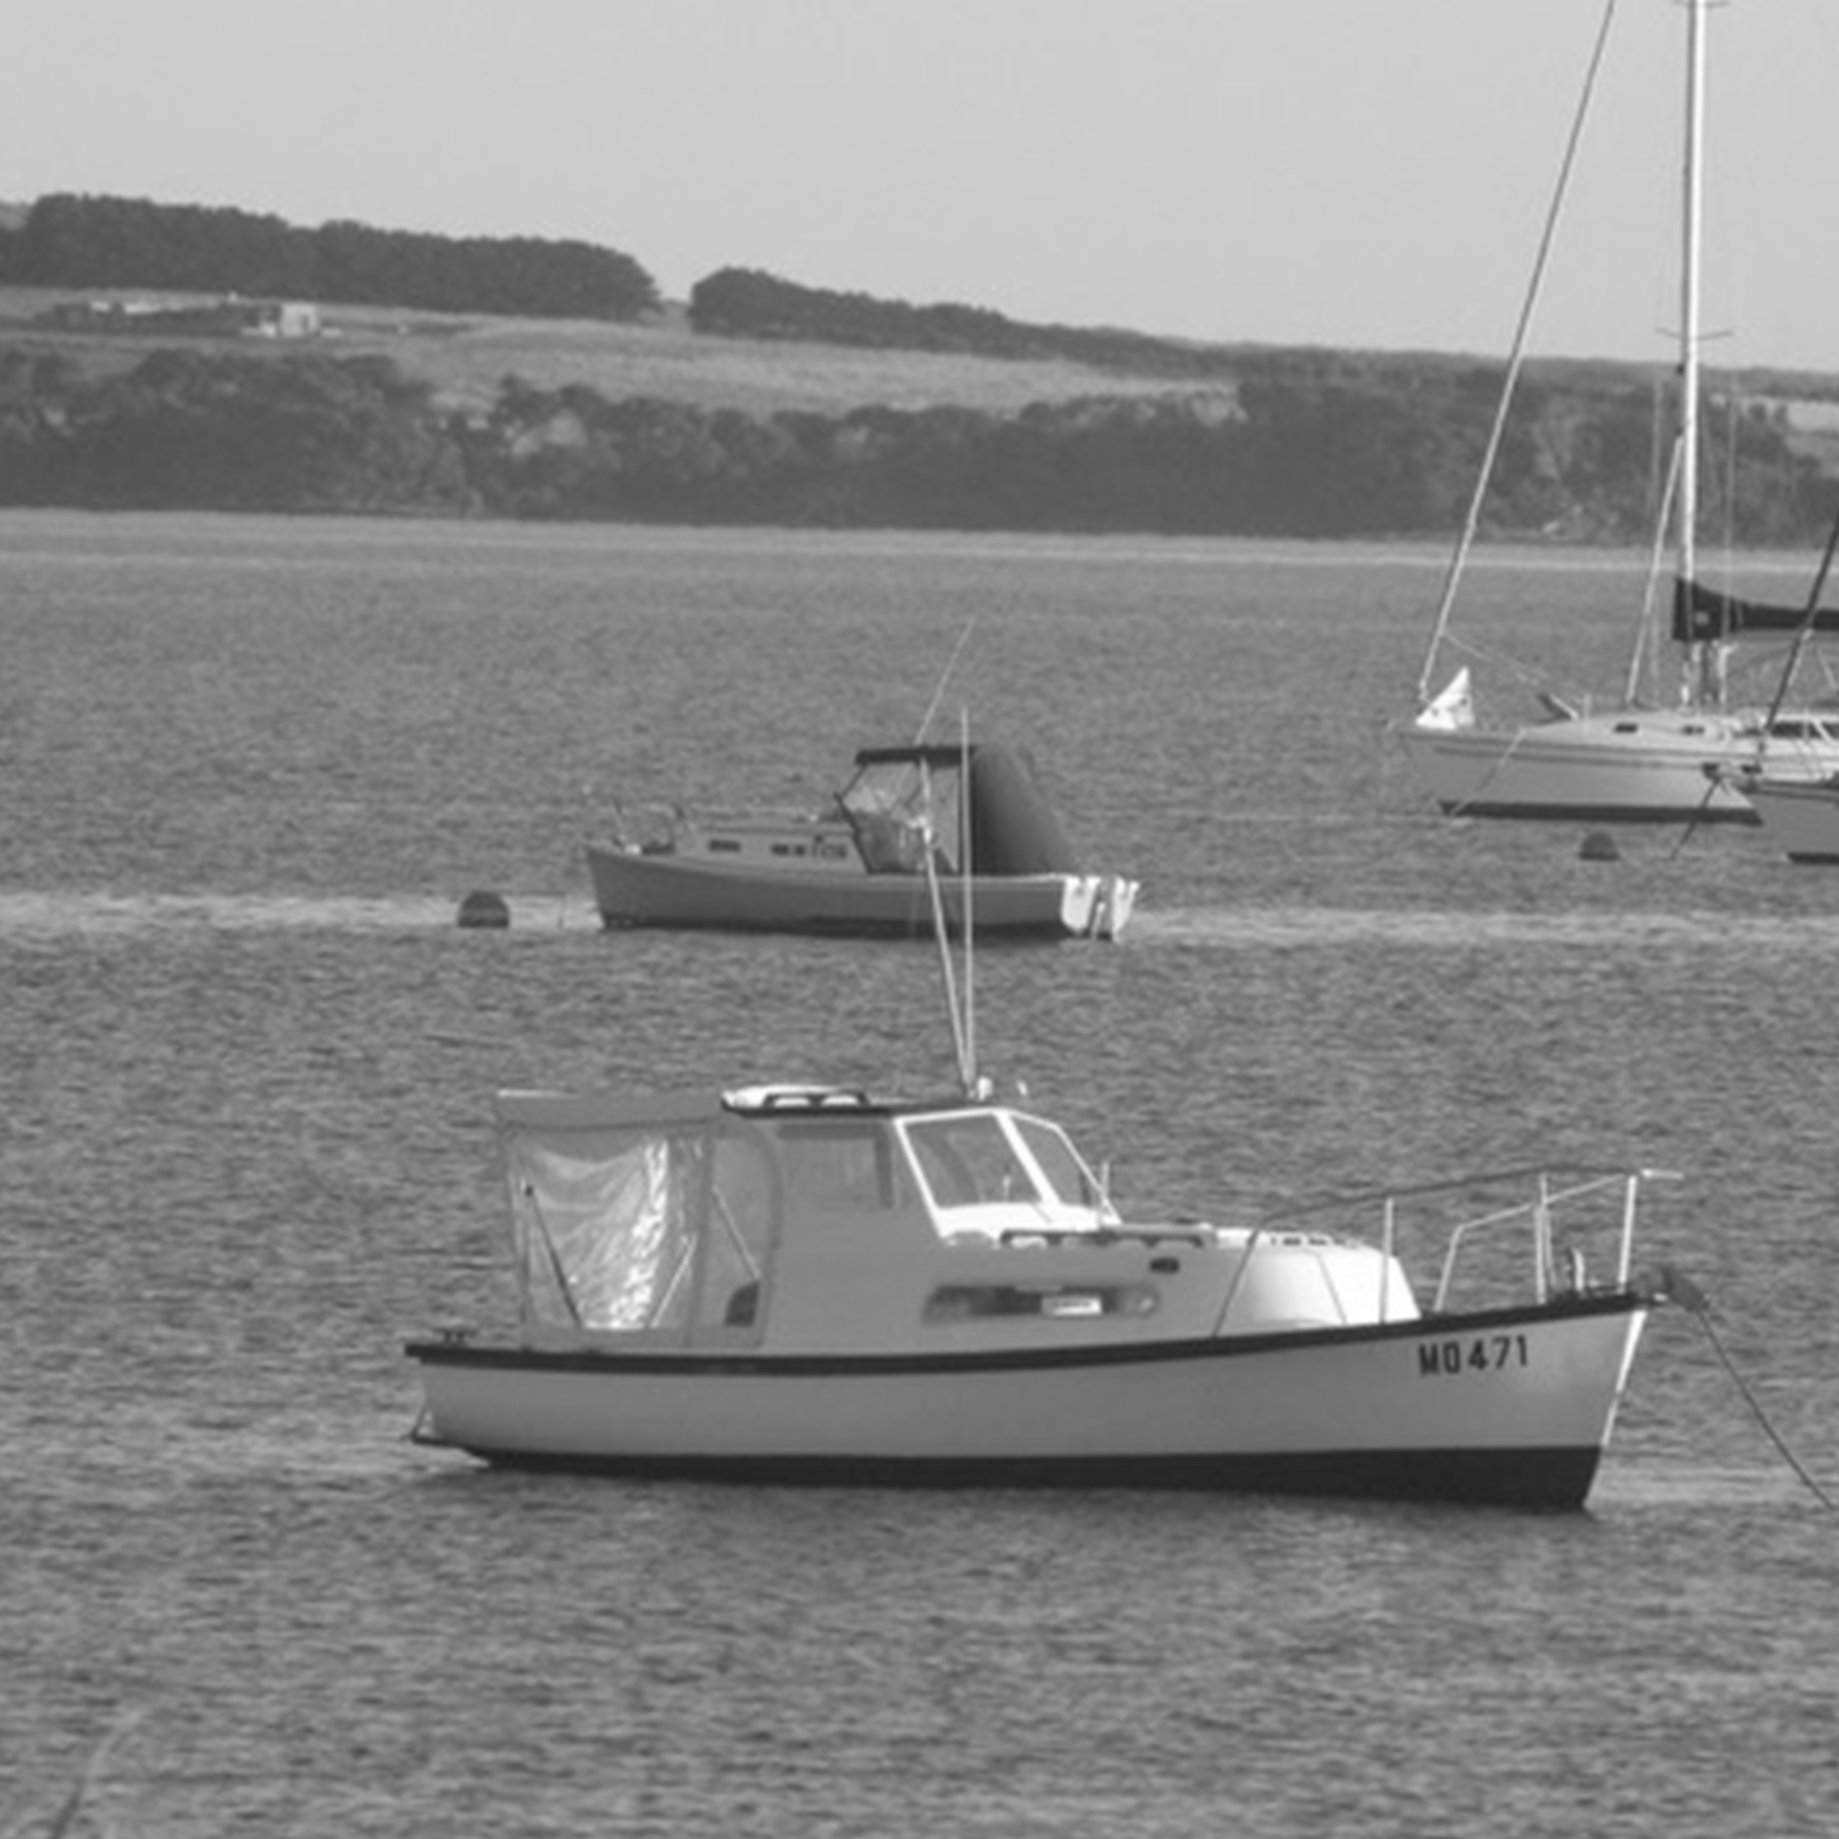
[914,619,978,746]
[1415,0,1620,706]
[918,762,972,1092]
[1625,434,1684,707]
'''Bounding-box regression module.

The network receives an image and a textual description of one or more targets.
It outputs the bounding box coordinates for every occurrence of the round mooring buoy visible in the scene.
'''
[457,889,511,929]
[1578,831,1620,863]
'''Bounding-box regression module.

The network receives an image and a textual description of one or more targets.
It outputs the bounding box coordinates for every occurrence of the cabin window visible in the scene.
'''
[906,1115,1039,1209]
[707,837,742,854]
[1612,722,1640,734]
[1014,1116,1104,1210]
[923,1283,1157,1322]
[777,1120,910,1212]
[843,758,964,874]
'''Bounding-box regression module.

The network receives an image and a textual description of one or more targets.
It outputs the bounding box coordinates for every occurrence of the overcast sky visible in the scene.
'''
[8,1,1837,371]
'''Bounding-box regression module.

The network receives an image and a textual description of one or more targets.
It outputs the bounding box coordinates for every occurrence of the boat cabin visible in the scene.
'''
[491,1084,1416,1359]
[655,742,1081,880]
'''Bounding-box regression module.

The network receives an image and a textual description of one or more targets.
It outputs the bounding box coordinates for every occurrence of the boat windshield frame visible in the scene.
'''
[896,1105,1118,1235]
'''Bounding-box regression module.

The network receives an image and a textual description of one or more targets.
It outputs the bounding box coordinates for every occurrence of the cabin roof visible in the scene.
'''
[492,1083,978,1132]
[852,742,992,769]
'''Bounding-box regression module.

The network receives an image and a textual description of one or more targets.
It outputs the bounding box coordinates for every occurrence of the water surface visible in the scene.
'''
[2,512,1833,1837]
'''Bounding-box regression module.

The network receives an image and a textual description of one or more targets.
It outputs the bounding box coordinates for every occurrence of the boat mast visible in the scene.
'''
[1678,0,1710,707]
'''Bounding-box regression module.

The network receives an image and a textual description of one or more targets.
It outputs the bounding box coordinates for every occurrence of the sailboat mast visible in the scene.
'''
[1678,0,1709,706]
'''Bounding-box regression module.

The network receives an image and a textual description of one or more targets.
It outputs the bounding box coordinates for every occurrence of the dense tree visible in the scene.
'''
[0,194,659,321]
[687,267,1240,380]
[0,338,1831,544]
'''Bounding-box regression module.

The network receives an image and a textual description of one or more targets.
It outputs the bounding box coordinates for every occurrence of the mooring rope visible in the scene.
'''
[1653,1264,1834,1511]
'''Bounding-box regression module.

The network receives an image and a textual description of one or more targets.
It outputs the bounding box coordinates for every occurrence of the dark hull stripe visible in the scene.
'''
[422,1443,1605,1511]
[405,1292,1643,1380]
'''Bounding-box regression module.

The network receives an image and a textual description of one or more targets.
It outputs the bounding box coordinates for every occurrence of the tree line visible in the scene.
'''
[0,194,660,322]
[0,343,1828,543]
[687,267,1242,380]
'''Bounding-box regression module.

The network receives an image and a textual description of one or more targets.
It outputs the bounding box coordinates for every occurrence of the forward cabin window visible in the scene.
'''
[1014,1116,1104,1209]
[906,1115,1039,1209]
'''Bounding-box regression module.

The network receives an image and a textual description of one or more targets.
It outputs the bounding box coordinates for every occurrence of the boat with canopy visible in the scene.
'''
[584,738,1137,940]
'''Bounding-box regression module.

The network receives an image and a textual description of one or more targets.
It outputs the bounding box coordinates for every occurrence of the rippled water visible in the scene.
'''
[3,512,1835,1836]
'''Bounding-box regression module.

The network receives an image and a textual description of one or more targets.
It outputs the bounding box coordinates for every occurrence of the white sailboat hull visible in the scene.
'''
[410,1295,1648,1508]
[1733,776,1839,860]
[1396,710,1839,823]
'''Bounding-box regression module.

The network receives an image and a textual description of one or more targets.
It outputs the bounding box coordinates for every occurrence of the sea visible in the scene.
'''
[2,509,1834,1838]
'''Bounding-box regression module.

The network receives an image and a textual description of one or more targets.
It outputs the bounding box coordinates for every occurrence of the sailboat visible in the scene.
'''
[1396,0,1839,823]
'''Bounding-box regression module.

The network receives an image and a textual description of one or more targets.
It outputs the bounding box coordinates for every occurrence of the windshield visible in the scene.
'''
[905,1113,1039,1209]
[1014,1115,1106,1211]
[841,759,963,873]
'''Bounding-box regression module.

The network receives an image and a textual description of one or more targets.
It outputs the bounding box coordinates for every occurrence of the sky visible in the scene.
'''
[7,0,1839,373]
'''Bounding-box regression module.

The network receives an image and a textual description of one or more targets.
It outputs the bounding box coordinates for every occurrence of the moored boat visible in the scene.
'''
[406,1082,1676,1508]
[1728,773,1839,862]
[585,739,1137,940]
[1396,0,1839,822]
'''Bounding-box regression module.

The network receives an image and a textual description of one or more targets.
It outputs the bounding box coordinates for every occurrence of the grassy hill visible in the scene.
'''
[7,277,1836,422]
[0,286,1236,419]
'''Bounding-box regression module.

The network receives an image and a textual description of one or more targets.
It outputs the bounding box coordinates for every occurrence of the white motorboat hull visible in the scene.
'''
[1733,776,1839,861]
[585,842,1136,940]
[409,1293,1647,1508]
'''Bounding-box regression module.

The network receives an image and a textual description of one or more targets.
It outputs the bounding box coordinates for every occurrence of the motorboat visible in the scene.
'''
[584,739,1137,940]
[406,1080,1676,1509]
[1396,0,1839,822]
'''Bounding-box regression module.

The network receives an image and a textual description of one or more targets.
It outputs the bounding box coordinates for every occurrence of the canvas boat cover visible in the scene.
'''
[493,1090,776,1342]
[842,742,1078,877]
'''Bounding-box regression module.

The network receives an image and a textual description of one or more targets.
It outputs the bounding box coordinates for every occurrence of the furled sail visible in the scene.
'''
[1672,577,1839,641]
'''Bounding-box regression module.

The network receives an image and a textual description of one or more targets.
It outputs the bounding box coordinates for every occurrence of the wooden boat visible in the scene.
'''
[584,740,1137,940]
[406,1080,1674,1508]
[1396,0,1839,822]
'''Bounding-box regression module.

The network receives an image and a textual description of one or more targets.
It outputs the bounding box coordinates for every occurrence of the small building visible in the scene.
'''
[37,295,321,339]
